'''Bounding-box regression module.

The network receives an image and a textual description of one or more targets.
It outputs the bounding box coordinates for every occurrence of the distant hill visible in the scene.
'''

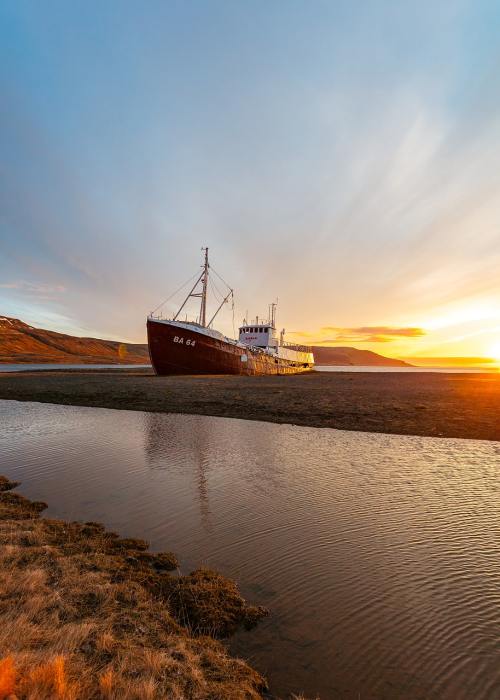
[312,345,412,367]
[0,316,411,367]
[0,317,150,364]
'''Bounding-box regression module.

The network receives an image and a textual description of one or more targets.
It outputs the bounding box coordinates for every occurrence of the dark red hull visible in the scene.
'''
[147,319,313,376]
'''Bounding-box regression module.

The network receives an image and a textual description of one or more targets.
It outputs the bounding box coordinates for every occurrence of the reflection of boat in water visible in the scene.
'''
[143,412,213,532]
[147,248,314,375]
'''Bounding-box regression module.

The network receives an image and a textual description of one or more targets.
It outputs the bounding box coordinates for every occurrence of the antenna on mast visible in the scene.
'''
[270,299,278,328]
[199,247,209,327]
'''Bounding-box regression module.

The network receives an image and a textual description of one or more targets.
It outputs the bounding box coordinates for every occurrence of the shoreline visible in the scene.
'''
[0,475,271,699]
[1,369,500,441]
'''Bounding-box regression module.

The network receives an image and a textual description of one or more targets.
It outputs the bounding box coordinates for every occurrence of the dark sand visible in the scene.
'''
[1,368,500,440]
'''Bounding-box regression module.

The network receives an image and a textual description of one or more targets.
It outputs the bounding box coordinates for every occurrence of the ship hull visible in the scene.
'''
[147,319,314,376]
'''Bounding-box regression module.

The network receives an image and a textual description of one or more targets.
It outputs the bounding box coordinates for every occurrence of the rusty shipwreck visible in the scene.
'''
[147,248,314,376]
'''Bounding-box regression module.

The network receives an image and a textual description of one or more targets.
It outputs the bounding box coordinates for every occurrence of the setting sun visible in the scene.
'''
[487,342,500,362]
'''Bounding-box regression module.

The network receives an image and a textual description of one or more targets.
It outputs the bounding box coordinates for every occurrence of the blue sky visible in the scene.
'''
[2,1,500,358]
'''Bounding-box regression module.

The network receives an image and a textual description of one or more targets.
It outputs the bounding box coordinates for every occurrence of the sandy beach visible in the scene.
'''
[1,368,500,441]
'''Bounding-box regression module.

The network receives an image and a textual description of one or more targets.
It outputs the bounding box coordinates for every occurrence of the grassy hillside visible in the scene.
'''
[0,317,149,364]
[312,345,411,367]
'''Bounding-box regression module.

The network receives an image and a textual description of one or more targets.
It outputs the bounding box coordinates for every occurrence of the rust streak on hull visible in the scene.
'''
[147,320,313,376]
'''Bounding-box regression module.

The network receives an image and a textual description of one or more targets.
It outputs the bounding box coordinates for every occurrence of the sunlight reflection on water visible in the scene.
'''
[1,400,499,699]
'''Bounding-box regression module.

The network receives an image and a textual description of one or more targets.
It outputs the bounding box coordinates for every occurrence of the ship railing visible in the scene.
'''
[245,344,277,356]
[148,313,170,320]
[148,314,204,327]
[280,341,313,353]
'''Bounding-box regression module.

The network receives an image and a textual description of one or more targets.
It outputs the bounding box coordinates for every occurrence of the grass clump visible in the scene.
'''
[0,476,268,699]
[161,568,268,638]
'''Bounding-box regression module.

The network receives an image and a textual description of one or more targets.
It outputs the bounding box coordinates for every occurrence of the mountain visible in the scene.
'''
[311,345,412,367]
[0,317,149,364]
[0,316,411,367]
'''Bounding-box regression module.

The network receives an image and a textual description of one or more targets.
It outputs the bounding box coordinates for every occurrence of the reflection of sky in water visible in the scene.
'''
[1,400,499,700]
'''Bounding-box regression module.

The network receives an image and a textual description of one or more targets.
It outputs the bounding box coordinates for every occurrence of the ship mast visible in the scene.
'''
[200,247,209,327]
[170,246,231,327]
[172,247,209,324]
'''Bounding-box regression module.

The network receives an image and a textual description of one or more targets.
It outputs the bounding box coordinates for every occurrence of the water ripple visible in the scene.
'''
[1,399,499,699]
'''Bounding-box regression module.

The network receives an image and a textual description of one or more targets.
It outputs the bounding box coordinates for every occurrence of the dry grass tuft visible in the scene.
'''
[0,656,16,698]
[0,477,20,493]
[161,568,268,638]
[19,655,80,699]
[0,476,269,699]
[98,668,114,698]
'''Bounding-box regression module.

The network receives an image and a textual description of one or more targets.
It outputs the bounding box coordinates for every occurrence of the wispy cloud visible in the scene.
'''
[287,326,426,346]
[322,326,425,338]
[301,326,426,344]
[1,1,500,353]
[0,281,67,308]
[0,280,66,296]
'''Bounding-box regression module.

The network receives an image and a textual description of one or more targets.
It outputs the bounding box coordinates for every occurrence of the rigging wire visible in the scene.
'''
[150,258,236,333]
[210,266,236,338]
[231,292,236,339]
[211,264,236,336]
[149,270,200,316]
[206,270,236,333]
[210,266,232,292]
[208,275,218,301]
[209,274,225,303]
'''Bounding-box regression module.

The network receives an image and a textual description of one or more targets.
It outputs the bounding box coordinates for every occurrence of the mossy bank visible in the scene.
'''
[0,475,271,699]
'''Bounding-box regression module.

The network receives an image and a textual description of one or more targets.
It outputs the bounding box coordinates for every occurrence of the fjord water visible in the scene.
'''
[1,401,499,699]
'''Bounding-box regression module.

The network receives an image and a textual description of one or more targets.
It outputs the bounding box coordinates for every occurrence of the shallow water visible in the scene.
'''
[0,363,151,372]
[1,400,499,699]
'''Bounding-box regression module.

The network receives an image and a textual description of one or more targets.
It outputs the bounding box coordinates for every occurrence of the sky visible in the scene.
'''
[1,0,500,363]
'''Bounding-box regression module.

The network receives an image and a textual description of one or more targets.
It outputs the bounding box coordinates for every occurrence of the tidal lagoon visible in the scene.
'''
[2,399,499,699]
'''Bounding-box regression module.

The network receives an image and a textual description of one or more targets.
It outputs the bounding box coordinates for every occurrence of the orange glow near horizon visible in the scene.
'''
[407,356,498,368]
[286,304,500,367]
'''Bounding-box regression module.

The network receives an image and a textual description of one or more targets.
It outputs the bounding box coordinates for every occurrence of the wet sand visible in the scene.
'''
[1,368,500,440]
